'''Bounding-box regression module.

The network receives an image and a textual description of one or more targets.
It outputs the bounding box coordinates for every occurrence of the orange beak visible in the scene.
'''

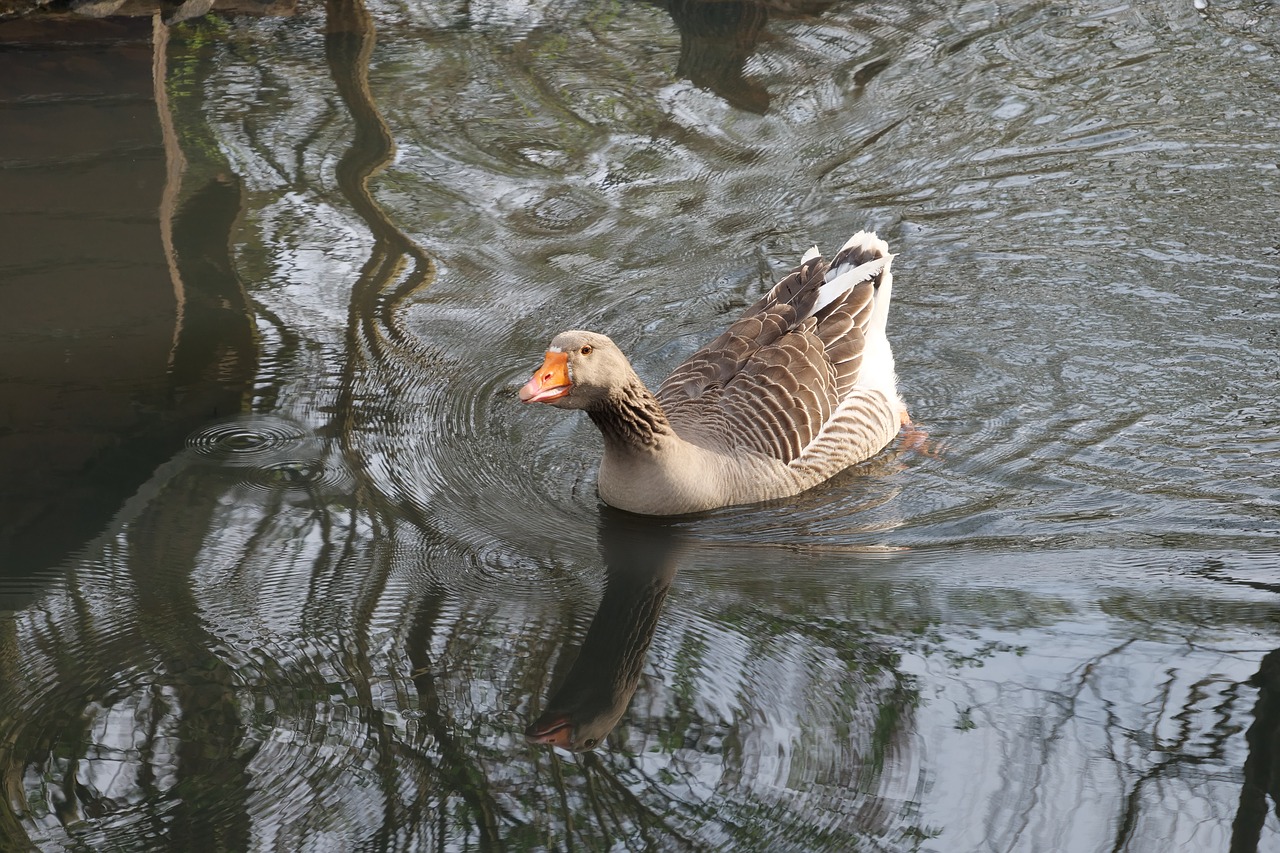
[525,713,574,749]
[519,351,571,404]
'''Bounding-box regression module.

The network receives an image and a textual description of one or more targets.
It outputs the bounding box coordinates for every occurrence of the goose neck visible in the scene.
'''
[588,382,674,453]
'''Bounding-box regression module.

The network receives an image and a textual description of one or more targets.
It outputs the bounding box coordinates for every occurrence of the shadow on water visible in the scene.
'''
[0,18,258,584]
[0,0,422,846]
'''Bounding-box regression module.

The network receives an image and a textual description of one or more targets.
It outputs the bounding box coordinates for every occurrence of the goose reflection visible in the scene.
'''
[526,509,683,752]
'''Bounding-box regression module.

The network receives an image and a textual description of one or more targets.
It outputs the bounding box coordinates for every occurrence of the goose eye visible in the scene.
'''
[580,345,593,356]
[583,738,598,749]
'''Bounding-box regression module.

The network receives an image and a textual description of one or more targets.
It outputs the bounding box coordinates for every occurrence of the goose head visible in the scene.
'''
[519,330,635,410]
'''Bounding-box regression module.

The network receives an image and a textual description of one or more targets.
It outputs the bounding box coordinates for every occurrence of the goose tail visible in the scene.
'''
[820,231,901,409]
[823,230,894,335]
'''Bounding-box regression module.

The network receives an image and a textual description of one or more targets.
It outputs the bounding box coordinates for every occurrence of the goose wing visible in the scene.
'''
[656,236,890,464]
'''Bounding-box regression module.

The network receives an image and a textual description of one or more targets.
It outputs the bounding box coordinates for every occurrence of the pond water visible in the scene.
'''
[2,0,1278,850]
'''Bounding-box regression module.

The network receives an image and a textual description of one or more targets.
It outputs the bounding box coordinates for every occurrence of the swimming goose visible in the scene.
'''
[520,231,907,515]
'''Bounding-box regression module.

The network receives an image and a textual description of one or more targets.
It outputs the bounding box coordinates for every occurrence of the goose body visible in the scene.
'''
[520,231,906,515]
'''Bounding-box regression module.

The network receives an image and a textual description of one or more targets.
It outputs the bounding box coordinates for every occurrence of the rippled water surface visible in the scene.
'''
[2,1,1278,850]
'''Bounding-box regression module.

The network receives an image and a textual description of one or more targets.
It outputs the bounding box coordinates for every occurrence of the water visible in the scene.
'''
[1,0,1278,850]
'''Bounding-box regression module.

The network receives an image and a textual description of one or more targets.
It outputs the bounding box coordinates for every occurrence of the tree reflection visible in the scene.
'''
[649,0,836,113]
[1233,649,1280,853]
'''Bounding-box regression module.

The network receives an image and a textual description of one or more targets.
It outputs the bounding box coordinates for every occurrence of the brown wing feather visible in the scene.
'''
[657,260,822,400]
[656,254,879,464]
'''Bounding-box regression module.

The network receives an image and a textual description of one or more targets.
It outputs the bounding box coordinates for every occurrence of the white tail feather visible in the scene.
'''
[811,256,888,317]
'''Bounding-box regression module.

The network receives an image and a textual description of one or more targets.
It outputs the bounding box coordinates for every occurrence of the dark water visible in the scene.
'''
[2,1,1278,850]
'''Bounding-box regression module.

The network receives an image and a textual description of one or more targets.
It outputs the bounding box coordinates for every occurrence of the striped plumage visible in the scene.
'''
[520,231,907,515]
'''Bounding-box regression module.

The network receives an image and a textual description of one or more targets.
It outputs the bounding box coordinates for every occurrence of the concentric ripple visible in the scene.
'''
[187,415,314,464]
[184,415,350,494]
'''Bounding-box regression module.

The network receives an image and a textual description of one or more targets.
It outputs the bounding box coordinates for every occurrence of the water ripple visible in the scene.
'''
[184,415,355,497]
[187,415,313,463]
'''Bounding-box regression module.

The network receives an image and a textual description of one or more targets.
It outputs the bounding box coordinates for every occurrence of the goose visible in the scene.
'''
[519,231,907,516]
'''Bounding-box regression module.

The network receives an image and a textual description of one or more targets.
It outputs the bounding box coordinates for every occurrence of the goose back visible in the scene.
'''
[656,237,892,465]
